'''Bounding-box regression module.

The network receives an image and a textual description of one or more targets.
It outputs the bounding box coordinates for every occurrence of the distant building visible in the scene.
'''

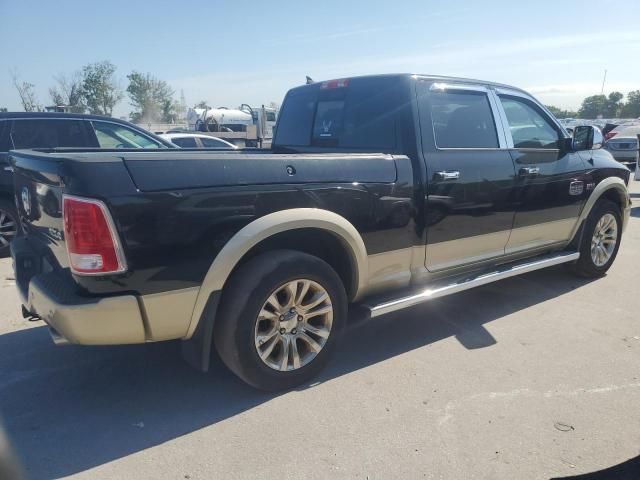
[44,105,72,113]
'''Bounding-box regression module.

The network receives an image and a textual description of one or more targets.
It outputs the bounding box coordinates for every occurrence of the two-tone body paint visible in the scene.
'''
[9,74,631,346]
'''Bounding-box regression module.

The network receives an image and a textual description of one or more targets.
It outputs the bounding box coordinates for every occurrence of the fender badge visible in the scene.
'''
[569,181,584,196]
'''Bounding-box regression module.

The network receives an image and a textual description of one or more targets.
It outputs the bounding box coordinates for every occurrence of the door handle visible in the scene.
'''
[519,166,540,177]
[434,170,460,181]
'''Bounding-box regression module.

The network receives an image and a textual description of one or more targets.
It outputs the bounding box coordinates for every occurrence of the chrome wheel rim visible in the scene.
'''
[590,213,617,267]
[254,279,333,372]
[0,209,17,249]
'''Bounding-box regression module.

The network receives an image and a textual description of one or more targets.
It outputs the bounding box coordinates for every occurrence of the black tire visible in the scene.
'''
[0,198,19,258]
[568,199,622,278]
[214,250,347,391]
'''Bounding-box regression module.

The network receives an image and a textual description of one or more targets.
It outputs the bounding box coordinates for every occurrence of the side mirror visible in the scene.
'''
[572,125,603,151]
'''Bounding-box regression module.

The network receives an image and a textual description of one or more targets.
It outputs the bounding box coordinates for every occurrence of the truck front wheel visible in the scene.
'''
[214,250,347,391]
[568,199,622,278]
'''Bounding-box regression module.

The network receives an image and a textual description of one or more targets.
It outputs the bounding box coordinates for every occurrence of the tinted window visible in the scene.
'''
[11,119,91,149]
[200,137,232,148]
[499,96,560,149]
[266,111,276,122]
[0,121,10,152]
[93,121,160,148]
[275,77,402,149]
[274,87,316,146]
[430,91,499,148]
[171,137,198,148]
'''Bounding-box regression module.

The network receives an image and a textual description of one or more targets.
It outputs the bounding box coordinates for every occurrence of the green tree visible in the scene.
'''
[620,90,640,118]
[49,72,85,113]
[0,107,7,113]
[81,61,123,116]
[126,71,177,123]
[605,91,624,117]
[194,100,210,109]
[545,105,578,119]
[578,95,607,119]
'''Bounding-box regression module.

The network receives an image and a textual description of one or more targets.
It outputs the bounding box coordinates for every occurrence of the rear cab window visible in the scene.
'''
[274,76,406,151]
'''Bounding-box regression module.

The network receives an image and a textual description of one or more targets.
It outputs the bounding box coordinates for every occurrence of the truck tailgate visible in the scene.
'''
[122,152,397,191]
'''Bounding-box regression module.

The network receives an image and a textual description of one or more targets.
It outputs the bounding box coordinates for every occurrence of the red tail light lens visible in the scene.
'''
[320,78,349,89]
[604,131,617,141]
[63,195,126,275]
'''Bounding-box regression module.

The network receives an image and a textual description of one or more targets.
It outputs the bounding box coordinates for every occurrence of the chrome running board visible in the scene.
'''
[366,251,580,318]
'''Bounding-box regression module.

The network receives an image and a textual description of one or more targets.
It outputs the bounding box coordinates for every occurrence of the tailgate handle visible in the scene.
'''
[434,170,460,181]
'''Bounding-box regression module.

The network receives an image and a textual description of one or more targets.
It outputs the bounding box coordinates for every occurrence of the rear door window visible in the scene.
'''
[11,119,91,149]
[171,136,198,148]
[429,91,499,148]
[200,137,232,148]
[92,121,161,148]
[0,121,10,152]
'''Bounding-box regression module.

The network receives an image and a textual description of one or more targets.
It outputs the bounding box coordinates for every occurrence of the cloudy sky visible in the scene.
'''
[1,0,638,118]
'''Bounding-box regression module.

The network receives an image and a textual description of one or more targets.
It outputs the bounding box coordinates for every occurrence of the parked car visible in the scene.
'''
[0,113,173,256]
[10,74,631,391]
[160,133,238,149]
[604,125,640,168]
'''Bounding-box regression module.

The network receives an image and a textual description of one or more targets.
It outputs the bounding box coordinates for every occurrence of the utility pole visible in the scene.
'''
[600,69,607,95]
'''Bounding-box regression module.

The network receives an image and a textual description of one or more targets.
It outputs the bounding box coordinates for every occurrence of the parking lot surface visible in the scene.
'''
[1,181,639,480]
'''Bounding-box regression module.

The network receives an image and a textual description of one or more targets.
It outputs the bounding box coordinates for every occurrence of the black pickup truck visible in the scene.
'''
[10,74,631,390]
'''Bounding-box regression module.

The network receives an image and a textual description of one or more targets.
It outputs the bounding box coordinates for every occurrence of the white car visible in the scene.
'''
[604,125,640,169]
[159,133,238,149]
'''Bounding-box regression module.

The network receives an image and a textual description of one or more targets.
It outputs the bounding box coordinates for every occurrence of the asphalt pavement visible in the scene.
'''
[0,181,639,479]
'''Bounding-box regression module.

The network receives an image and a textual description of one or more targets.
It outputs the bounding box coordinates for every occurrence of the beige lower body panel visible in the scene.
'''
[505,218,577,254]
[426,230,510,272]
[364,247,414,296]
[139,287,200,341]
[27,279,200,345]
[28,282,147,345]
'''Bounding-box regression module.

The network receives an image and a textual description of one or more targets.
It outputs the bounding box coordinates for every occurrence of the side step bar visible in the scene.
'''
[366,251,580,318]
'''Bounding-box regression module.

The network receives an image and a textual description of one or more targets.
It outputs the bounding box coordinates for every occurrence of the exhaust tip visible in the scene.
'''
[21,305,42,322]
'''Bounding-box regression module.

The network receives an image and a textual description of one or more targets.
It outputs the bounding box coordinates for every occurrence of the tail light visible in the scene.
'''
[604,131,617,141]
[320,78,349,89]
[63,195,127,275]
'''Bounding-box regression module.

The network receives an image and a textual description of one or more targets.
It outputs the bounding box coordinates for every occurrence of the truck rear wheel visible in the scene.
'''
[568,199,622,278]
[214,250,347,391]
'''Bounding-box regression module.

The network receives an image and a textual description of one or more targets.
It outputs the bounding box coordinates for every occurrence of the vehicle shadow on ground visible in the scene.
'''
[0,266,595,479]
[550,454,640,479]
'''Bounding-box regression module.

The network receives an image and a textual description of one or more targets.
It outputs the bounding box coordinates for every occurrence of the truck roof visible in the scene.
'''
[293,73,530,96]
[0,111,138,124]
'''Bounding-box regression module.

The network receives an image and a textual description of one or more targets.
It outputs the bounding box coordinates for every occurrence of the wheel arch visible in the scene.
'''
[185,208,369,339]
[569,177,630,243]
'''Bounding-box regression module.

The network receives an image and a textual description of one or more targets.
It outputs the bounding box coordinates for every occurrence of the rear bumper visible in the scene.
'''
[22,273,146,345]
[11,236,197,346]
